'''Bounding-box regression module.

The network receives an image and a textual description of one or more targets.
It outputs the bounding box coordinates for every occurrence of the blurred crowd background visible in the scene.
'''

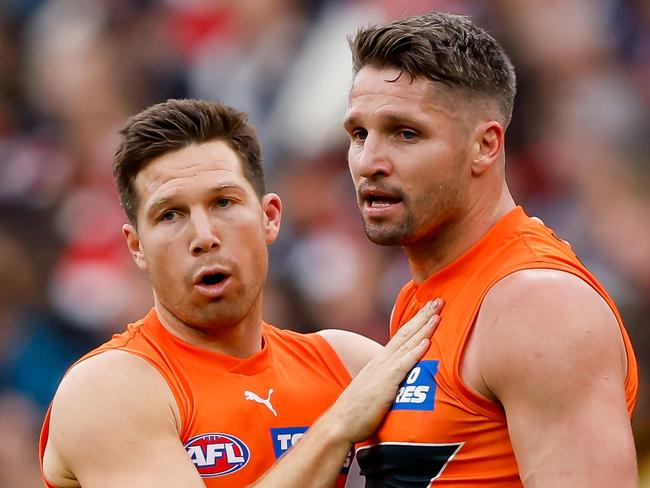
[0,0,648,486]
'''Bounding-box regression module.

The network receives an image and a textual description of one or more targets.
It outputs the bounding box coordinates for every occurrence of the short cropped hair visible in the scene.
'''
[349,12,516,126]
[113,99,265,224]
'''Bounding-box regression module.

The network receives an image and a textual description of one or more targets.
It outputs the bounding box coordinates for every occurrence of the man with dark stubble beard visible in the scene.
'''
[342,12,638,487]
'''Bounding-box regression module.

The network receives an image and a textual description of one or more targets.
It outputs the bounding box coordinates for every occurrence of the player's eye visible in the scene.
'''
[215,198,231,208]
[159,210,179,221]
[398,129,419,140]
[351,128,368,141]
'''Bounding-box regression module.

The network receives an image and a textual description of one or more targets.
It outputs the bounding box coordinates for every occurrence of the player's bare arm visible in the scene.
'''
[470,269,637,487]
[315,329,383,377]
[251,299,442,488]
[42,350,206,488]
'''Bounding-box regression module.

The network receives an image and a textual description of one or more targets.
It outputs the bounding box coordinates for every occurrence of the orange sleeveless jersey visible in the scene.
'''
[356,207,638,487]
[39,310,352,487]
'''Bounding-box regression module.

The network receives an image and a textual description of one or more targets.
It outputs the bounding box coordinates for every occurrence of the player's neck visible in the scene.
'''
[153,298,265,359]
[405,186,515,283]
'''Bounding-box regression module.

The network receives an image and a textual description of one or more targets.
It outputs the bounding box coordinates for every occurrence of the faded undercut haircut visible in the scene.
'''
[349,12,517,126]
[113,98,265,225]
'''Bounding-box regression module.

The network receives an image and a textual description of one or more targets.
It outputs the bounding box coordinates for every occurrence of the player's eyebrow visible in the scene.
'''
[344,111,422,130]
[145,183,246,217]
[379,113,421,125]
[205,183,246,194]
[146,196,175,215]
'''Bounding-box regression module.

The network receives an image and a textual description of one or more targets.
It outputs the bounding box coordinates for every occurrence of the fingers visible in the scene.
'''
[398,314,439,355]
[325,302,442,444]
[391,314,439,374]
[384,299,443,355]
[531,216,571,248]
[394,327,435,374]
[530,216,545,225]
[354,298,442,382]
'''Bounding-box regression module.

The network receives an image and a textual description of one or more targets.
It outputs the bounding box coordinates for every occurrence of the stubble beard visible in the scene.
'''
[362,179,463,248]
[362,211,415,246]
[155,260,266,332]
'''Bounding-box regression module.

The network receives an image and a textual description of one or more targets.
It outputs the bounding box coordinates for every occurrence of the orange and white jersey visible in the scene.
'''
[40,310,352,487]
[357,207,638,487]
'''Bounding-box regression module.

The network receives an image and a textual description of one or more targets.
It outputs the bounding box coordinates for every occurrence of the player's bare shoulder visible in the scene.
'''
[471,268,627,399]
[316,329,383,377]
[43,350,181,487]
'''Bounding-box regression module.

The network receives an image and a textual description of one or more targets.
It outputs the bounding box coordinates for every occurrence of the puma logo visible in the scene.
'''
[244,388,277,416]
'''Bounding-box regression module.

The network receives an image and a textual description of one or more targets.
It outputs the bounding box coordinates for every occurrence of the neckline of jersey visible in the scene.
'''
[142,308,273,375]
[413,206,527,302]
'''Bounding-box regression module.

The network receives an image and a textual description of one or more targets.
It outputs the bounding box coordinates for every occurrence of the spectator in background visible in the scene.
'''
[0,232,42,487]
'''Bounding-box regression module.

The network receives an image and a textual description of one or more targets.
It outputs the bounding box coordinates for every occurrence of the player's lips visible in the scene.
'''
[193,267,232,297]
[359,186,404,217]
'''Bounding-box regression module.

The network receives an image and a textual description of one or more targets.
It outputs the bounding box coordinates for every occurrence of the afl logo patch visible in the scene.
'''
[184,433,250,477]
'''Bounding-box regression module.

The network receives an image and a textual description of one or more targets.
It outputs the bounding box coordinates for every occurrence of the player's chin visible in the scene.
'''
[185,294,228,315]
[364,224,407,246]
[190,307,246,330]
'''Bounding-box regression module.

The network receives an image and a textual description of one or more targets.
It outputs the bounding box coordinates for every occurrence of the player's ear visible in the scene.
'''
[261,193,282,245]
[470,120,504,176]
[123,223,148,272]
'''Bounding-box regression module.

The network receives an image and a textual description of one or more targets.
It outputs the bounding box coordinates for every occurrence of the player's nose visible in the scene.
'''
[354,134,392,178]
[189,211,221,255]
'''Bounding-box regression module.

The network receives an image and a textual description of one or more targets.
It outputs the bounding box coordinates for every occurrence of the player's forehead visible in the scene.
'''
[135,141,250,202]
[344,66,459,127]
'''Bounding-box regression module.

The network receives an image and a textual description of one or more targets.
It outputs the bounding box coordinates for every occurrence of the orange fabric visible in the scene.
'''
[39,310,352,487]
[358,207,638,486]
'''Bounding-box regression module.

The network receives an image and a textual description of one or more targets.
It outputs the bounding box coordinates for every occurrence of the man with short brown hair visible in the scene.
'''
[344,12,638,486]
[39,98,441,488]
